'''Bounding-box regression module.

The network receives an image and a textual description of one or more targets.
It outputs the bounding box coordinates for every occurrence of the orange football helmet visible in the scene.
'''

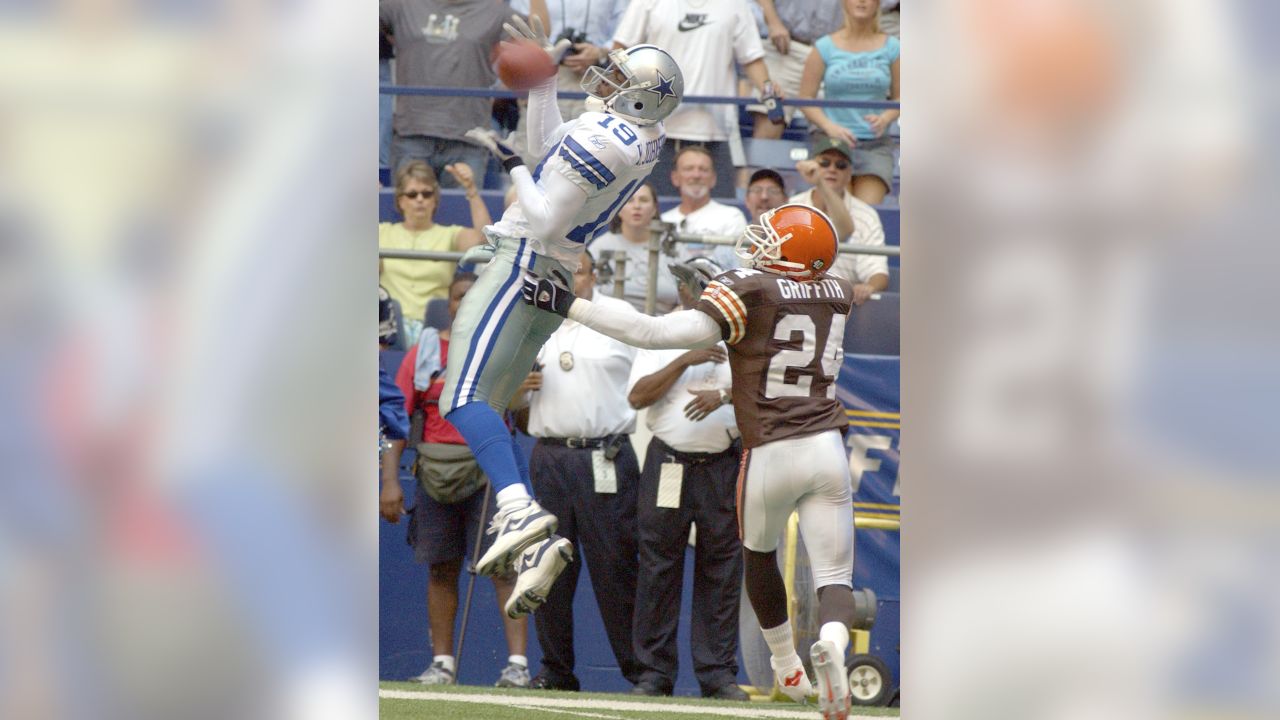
[734,203,838,280]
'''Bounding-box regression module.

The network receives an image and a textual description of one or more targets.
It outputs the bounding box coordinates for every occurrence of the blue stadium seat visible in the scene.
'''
[380,348,406,379]
[388,296,407,351]
[379,188,506,227]
[423,297,450,330]
[740,137,809,170]
[843,291,899,356]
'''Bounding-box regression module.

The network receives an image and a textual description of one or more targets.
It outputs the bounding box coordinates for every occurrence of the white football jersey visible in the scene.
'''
[491,112,666,266]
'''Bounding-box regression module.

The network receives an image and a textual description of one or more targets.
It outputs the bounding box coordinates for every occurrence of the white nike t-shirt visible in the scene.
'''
[613,0,765,141]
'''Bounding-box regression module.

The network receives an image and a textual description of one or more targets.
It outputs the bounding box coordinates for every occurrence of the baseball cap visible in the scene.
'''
[747,168,786,191]
[810,136,853,162]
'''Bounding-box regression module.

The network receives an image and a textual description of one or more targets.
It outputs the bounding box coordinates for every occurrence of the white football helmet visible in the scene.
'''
[581,45,684,126]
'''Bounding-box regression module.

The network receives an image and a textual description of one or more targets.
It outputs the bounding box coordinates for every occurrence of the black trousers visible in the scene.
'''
[529,439,642,684]
[633,436,743,694]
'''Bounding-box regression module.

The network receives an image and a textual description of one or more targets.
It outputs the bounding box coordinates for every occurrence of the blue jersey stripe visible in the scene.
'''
[566,179,639,244]
[558,144,608,190]
[562,135,617,184]
[531,146,552,182]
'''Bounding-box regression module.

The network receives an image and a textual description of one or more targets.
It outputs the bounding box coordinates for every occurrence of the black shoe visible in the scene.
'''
[631,680,673,696]
[705,684,750,701]
[529,672,580,692]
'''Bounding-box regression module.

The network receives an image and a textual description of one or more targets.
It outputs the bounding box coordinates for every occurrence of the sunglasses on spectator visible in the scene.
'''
[817,157,851,170]
[401,189,436,200]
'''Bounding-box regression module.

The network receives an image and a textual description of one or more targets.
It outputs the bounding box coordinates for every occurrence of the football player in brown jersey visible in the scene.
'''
[525,203,858,718]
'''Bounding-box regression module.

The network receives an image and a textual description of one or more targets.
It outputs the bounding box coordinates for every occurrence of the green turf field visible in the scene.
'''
[379,682,900,720]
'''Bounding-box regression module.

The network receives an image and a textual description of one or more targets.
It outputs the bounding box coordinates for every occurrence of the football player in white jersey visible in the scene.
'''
[438,15,684,619]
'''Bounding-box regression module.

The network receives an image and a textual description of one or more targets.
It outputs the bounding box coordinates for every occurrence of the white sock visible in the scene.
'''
[433,655,456,673]
[508,654,528,668]
[761,621,798,661]
[819,621,850,657]
[495,484,531,510]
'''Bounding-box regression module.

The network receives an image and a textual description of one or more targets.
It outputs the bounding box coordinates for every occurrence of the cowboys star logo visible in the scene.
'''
[651,71,677,107]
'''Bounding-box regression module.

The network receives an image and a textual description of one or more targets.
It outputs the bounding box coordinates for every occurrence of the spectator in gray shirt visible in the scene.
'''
[380,0,549,187]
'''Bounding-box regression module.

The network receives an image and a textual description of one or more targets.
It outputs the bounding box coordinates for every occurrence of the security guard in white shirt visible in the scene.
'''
[624,257,747,700]
[522,250,643,690]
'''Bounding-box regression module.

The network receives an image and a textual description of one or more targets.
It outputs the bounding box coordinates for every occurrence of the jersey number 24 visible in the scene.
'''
[765,313,847,400]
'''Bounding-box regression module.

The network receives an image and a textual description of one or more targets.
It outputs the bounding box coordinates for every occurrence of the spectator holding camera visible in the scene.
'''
[798,0,900,205]
[510,0,627,141]
[613,0,778,199]
[748,0,845,140]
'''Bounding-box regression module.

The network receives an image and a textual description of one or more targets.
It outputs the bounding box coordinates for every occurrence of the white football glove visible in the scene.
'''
[464,127,524,172]
[503,14,572,65]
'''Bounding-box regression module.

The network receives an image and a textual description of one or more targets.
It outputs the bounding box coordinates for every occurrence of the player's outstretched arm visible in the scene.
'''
[523,274,721,349]
[503,14,567,153]
[572,302,721,350]
[526,79,565,157]
[465,128,588,240]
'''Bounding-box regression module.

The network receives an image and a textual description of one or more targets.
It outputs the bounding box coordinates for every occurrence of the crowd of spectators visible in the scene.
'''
[378,0,901,695]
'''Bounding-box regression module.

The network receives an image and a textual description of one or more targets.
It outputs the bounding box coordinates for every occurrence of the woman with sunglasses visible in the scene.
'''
[379,160,488,345]
[796,0,900,206]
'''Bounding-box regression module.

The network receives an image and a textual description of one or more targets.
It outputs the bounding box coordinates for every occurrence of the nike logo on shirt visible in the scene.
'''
[677,14,712,32]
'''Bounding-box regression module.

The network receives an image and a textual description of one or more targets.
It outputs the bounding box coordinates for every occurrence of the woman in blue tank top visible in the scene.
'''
[798,0,901,205]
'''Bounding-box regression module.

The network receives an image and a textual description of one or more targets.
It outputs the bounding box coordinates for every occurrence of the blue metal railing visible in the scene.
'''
[380,85,900,111]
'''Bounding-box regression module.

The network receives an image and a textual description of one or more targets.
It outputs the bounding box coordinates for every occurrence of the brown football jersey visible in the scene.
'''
[695,268,854,449]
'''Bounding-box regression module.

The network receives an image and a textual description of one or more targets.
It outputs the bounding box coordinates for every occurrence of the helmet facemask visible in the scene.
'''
[581,46,681,126]
[736,210,810,278]
[735,204,837,280]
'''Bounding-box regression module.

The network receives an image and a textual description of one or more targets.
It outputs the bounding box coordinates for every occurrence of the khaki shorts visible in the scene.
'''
[745,40,818,124]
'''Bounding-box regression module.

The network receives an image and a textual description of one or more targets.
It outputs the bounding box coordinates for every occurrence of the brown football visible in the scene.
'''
[495,38,557,91]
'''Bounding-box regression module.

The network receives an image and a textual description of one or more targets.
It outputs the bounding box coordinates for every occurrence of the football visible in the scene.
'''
[495,38,557,91]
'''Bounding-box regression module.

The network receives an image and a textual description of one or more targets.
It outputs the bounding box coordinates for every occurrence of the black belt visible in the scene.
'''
[537,435,621,450]
[653,436,741,466]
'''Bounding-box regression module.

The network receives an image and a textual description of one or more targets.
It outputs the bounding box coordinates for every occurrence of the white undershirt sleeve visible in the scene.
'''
[509,165,588,241]
[567,301,722,349]
[526,78,565,156]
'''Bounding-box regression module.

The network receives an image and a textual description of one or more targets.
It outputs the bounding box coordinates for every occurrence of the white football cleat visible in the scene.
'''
[505,536,573,618]
[810,640,851,720]
[770,654,814,703]
[476,499,558,576]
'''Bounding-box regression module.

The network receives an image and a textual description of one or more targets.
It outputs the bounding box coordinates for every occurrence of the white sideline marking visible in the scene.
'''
[509,702,628,719]
[379,689,885,718]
